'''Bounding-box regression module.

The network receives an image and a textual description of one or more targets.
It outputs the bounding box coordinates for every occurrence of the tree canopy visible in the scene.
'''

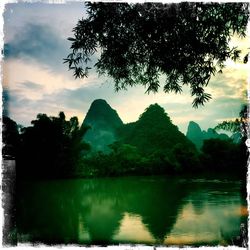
[65,2,249,107]
[2,116,19,159]
[17,112,90,178]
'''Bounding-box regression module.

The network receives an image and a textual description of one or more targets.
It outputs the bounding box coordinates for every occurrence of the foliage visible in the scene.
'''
[83,139,201,177]
[2,116,20,159]
[83,142,146,176]
[214,104,248,139]
[200,138,246,173]
[65,2,249,107]
[171,143,200,172]
[17,112,90,179]
[212,105,248,177]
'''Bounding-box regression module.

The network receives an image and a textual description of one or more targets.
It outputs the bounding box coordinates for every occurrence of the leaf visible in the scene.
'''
[65,2,249,107]
[67,37,76,42]
[243,53,248,64]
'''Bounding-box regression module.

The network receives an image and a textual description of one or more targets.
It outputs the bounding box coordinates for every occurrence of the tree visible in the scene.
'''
[2,116,20,159]
[65,2,249,107]
[17,112,90,178]
[213,104,248,178]
[171,143,200,172]
[201,138,245,173]
[214,104,248,139]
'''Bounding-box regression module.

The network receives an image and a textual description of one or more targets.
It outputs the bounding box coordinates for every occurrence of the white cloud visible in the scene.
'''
[3,58,105,99]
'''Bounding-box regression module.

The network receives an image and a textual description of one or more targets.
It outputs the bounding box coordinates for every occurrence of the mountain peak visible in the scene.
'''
[139,103,172,123]
[186,121,229,150]
[83,99,123,126]
[120,103,194,155]
[82,99,123,152]
[91,99,109,105]
[187,121,202,134]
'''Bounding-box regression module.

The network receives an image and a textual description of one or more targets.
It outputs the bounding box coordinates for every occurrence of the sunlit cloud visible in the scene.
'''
[20,81,43,90]
[208,64,248,100]
[3,58,105,97]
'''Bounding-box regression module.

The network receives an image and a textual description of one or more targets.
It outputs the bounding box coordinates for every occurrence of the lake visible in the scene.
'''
[17,175,247,246]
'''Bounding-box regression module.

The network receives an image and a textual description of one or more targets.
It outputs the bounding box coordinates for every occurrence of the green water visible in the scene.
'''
[17,176,247,246]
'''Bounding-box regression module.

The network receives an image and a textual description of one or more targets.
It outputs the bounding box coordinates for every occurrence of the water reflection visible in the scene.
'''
[17,176,247,245]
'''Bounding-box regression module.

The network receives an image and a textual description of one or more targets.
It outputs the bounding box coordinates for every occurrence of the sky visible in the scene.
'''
[2,1,249,134]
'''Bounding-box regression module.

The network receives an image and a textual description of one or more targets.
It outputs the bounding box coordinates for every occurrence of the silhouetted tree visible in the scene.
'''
[17,112,90,179]
[65,2,249,107]
[171,143,200,172]
[201,138,245,174]
[215,104,248,140]
[214,104,248,196]
[2,116,20,159]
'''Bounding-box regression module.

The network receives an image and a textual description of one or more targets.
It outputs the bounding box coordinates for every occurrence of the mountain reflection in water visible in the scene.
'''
[17,176,247,246]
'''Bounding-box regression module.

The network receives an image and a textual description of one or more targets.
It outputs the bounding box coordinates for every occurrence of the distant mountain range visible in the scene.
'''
[186,121,229,150]
[186,121,241,150]
[82,99,239,153]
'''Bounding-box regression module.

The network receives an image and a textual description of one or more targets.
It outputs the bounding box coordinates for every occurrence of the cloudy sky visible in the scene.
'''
[2,1,249,134]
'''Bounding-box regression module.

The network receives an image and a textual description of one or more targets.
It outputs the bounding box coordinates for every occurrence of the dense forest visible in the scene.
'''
[2,100,247,180]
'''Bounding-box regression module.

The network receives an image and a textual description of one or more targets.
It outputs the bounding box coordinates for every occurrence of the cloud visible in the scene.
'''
[4,83,121,126]
[4,23,70,73]
[210,96,244,119]
[3,3,92,76]
[2,89,10,117]
[207,62,248,100]
[3,58,106,101]
[20,81,44,90]
[3,2,86,41]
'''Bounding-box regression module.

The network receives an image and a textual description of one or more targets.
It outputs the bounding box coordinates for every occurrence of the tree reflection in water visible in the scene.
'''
[17,176,246,246]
